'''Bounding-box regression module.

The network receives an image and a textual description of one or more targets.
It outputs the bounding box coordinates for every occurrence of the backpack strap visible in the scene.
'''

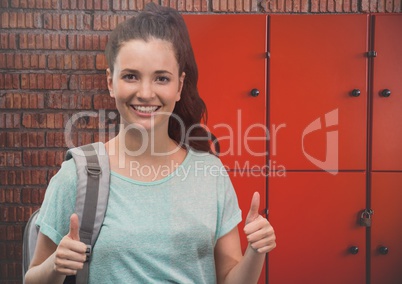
[65,142,110,284]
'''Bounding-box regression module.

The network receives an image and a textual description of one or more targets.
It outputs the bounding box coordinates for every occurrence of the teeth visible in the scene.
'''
[133,106,159,113]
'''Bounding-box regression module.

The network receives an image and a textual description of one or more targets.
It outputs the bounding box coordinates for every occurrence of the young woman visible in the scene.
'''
[25,3,276,284]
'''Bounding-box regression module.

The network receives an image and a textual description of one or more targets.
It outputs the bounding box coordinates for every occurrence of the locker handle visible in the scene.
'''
[349,246,359,254]
[250,89,260,97]
[351,89,361,97]
[380,89,391,97]
[379,246,389,255]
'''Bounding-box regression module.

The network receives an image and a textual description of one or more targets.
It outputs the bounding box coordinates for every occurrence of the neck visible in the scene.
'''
[109,124,182,160]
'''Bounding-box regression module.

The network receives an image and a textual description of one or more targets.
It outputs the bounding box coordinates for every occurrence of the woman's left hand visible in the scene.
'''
[243,192,276,254]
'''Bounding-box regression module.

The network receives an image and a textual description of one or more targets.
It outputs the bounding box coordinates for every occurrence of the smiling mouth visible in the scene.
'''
[131,105,161,113]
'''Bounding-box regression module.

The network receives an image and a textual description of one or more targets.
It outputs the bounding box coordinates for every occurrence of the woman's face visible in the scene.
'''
[107,38,185,133]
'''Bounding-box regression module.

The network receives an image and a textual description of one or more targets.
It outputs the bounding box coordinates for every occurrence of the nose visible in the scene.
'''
[137,81,155,101]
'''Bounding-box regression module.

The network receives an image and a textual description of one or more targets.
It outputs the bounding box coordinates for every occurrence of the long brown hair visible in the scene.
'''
[105,3,211,153]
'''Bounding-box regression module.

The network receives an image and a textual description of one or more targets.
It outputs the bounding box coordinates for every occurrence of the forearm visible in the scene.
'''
[25,252,66,284]
[223,244,266,284]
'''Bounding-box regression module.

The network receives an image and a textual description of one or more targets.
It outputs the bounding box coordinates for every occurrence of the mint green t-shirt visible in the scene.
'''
[36,149,242,283]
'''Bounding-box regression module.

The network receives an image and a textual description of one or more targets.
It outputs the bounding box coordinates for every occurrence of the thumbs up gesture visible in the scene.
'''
[244,192,276,254]
[54,214,87,275]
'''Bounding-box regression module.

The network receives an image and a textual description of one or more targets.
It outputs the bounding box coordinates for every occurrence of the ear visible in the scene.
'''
[176,72,186,102]
[106,68,115,98]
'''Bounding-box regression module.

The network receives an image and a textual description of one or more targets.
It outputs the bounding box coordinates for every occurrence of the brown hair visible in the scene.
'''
[105,3,211,153]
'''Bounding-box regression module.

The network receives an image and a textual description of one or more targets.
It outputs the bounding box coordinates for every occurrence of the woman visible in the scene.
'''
[25,3,276,283]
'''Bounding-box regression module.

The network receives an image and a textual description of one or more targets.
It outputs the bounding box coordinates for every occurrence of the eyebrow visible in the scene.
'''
[121,68,173,75]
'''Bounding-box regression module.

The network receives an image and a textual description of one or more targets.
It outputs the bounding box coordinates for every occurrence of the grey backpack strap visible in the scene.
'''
[65,142,110,284]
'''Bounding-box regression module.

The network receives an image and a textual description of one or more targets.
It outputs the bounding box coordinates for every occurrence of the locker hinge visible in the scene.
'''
[263,208,269,216]
[266,52,270,58]
[367,51,377,57]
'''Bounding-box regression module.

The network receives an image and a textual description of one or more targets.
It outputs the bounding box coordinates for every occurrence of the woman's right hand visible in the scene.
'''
[54,214,87,276]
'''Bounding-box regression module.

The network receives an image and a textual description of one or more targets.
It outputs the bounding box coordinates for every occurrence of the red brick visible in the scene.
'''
[31,59,42,71]
[5,53,13,68]
[310,0,317,11]
[361,0,369,11]
[23,151,32,167]
[25,11,33,28]
[2,74,19,89]
[46,113,55,128]
[48,54,56,69]
[8,12,17,28]
[0,53,5,68]
[67,35,77,50]
[85,0,93,9]
[0,152,5,166]
[0,243,5,259]
[43,13,51,29]
[4,93,12,108]
[46,132,55,146]
[31,189,40,203]
[1,11,9,28]
[69,74,78,89]
[99,35,108,50]
[65,13,73,29]
[385,0,394,13]
[93,0,101,9]
[112,0,120,10]
[96,53,107,70]
[61,0,68,9]
[70,0,77,9]
[55,113,64,128]
[83,13,91,29]
[37,150,46,166]
[29,73,38,89]
[93,14,101,30]
[17,12,26,28]
[102,0,109,9]
[349,0,358,11]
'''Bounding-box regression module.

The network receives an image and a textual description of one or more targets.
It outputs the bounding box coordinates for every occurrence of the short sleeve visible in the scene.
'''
[215,171,242,240]
[35,159,77,245]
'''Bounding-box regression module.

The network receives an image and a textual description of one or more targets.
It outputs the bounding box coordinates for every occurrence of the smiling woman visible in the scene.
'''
[104,4,211,153]
[107,39,185,133]
[24,3,276,284]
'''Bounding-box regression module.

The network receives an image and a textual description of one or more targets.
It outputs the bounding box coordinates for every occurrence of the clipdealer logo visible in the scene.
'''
[63,108,339,176]
[302,109,339,175]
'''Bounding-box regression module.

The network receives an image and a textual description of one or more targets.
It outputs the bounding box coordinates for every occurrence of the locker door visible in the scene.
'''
[229,172,267,284]
[269,15,368,171]
[184,15,267,169]
[371,15,402,171]
[268,172,366,284]
[371,173,402,284]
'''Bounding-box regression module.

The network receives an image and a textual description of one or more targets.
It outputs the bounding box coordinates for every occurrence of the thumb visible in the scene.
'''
[245,192,260,225]
[67,213,80,241]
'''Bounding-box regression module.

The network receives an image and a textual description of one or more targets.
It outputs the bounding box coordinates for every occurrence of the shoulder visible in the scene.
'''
[53,158,77,181]
[46,158,78,195]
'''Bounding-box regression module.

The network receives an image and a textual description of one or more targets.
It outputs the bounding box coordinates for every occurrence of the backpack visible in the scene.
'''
[22,142,111,284]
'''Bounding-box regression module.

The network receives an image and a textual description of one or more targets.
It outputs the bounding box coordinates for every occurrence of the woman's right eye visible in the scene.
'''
[122,74,137,81]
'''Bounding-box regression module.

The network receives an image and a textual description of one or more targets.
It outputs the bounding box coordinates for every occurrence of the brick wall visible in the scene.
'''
[0,0,401,283]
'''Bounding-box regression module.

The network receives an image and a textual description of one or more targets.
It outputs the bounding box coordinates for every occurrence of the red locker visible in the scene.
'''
[184,15,267,170]
[371,15,402,171]
[269,15,368,171]
[371,173,402,284]
[184,15,268,284]
[371,172,402,284]
[268,172,366,284]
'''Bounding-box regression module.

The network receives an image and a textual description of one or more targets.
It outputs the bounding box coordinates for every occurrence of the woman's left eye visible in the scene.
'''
[156,76,170,83]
